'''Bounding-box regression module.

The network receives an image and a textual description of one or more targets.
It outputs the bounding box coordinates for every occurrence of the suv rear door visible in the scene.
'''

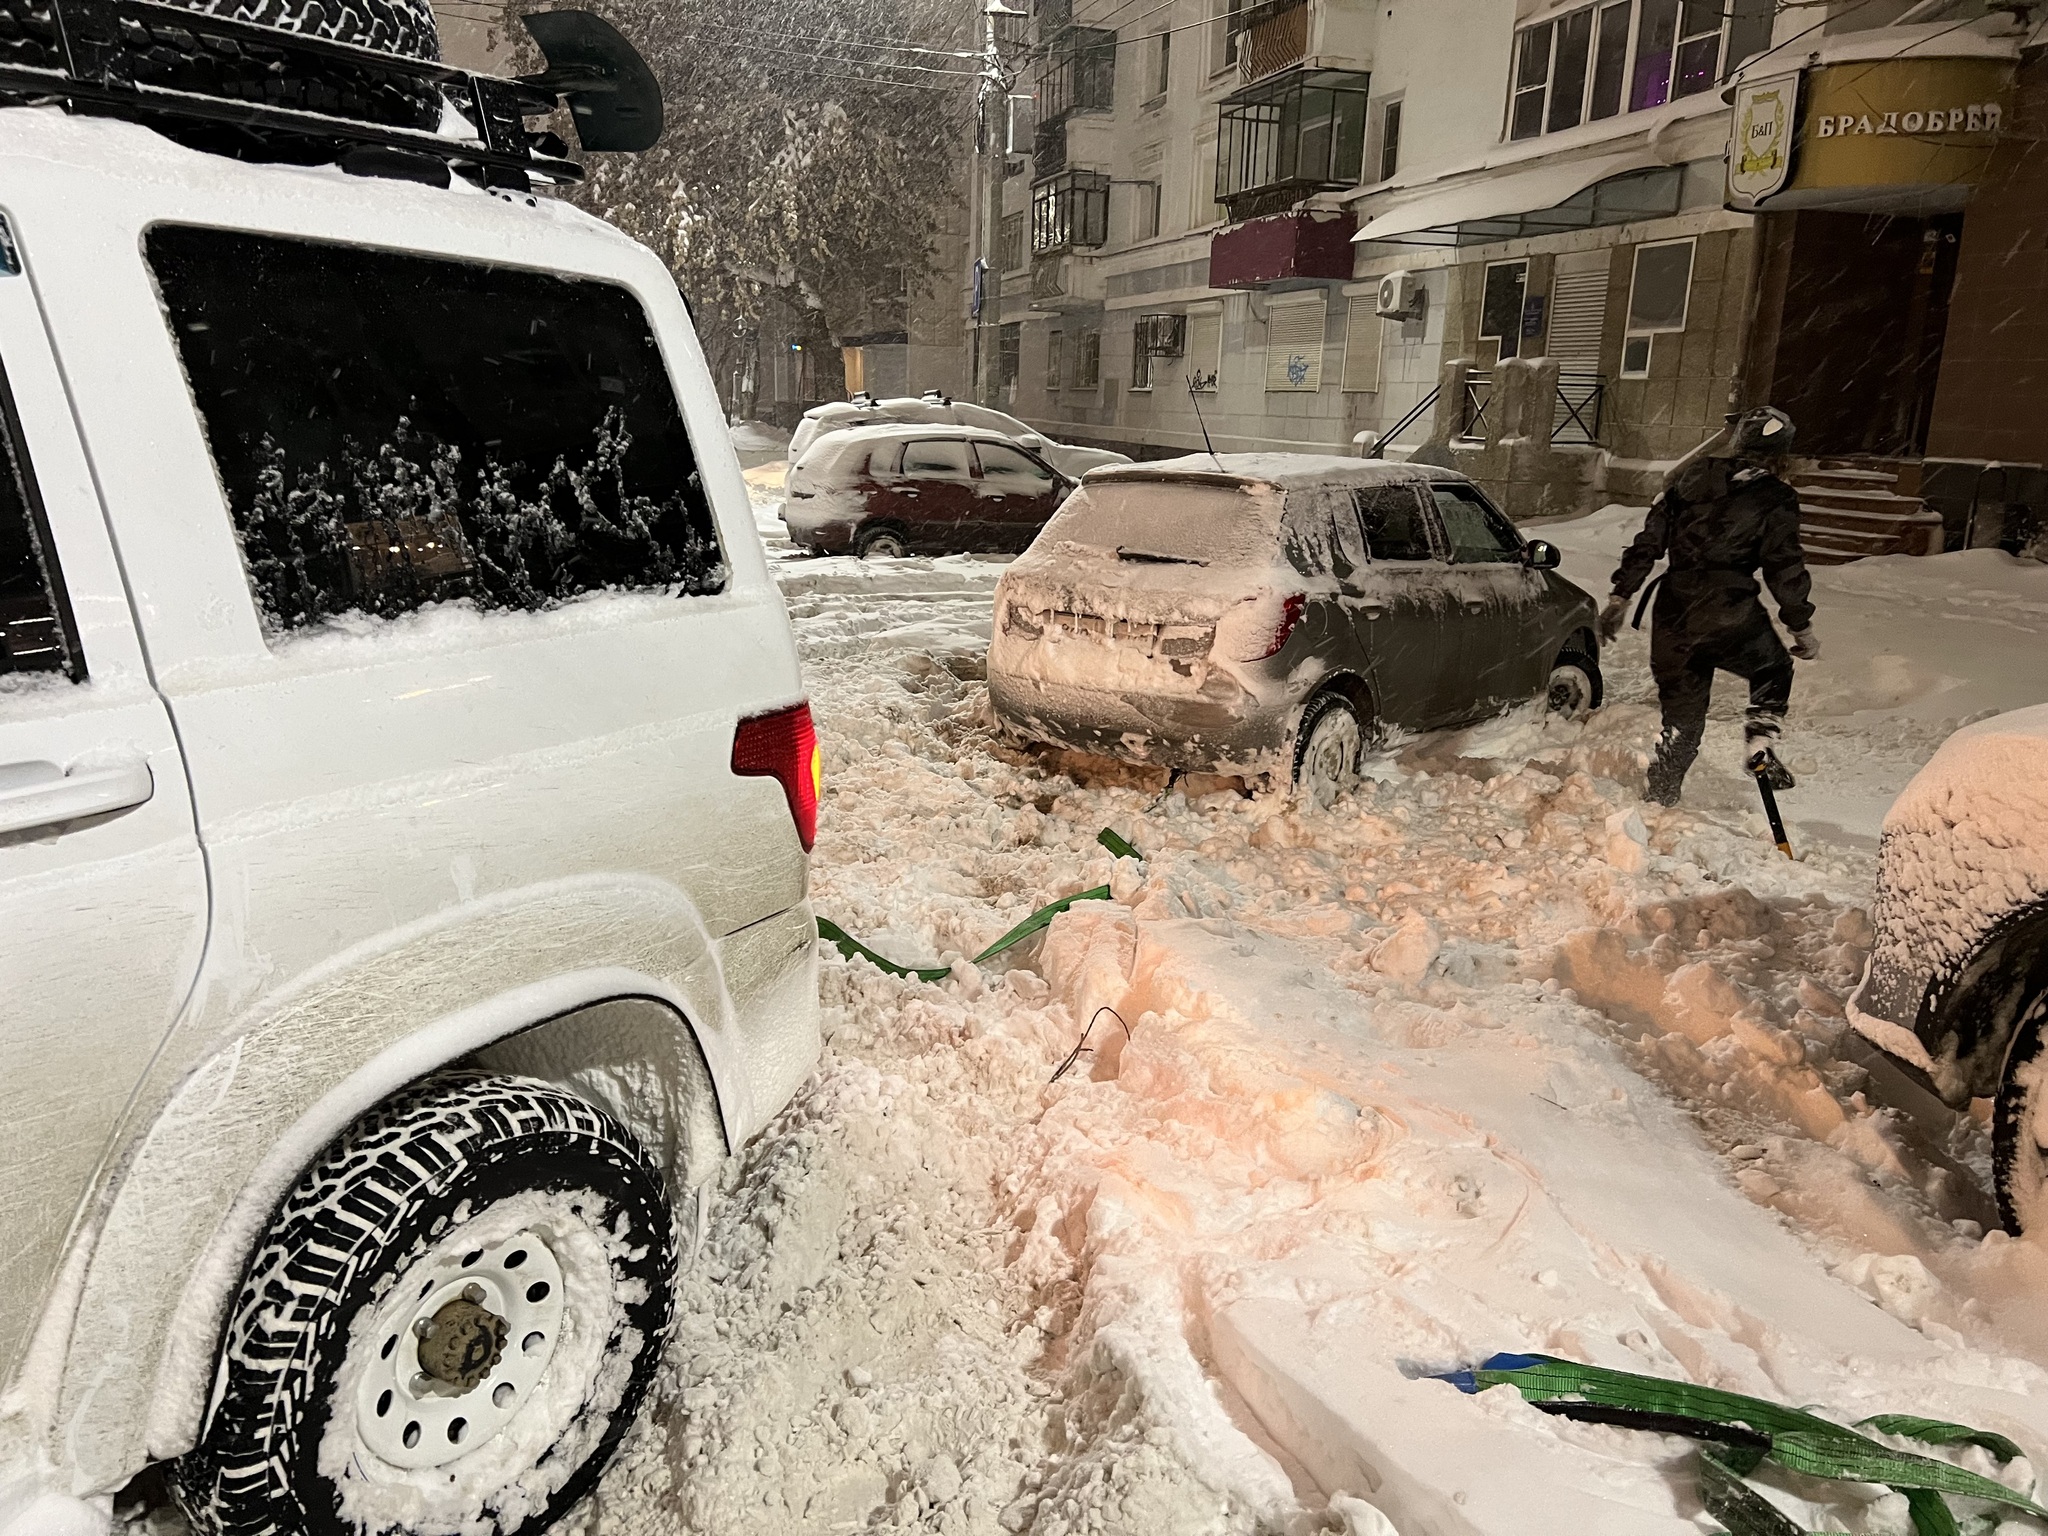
[0,226,208,1385]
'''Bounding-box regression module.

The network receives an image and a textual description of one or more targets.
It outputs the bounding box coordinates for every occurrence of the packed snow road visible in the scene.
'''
[571,478,2048,1536]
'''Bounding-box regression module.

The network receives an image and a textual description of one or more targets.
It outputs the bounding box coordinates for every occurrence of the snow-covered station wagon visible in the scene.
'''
[0,5,819,1532]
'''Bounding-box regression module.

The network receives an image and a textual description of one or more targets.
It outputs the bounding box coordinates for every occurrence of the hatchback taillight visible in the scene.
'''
[1244,593,1307,660]
[733,702,820,852]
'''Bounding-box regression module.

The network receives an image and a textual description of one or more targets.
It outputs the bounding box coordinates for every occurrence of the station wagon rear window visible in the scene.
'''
[146,227,725,636]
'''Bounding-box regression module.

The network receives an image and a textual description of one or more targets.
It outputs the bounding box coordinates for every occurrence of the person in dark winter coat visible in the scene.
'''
[1599,406,1817,806]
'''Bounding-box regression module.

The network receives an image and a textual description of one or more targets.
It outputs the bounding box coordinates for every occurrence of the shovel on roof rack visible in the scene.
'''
[518,10,662,153]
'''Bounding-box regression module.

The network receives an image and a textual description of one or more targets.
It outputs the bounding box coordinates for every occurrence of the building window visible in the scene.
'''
[1478,260,1528,361]
[1131,313,1185,393]
[1264,293,1326,391]
[1212,0,1243,75]
[1047,330,1064,388]
[1131,323,1153,391]
[1032,170,1111,253]
[1507,0,1772,141]
[1378,97,1402,181]
[1341,294,1381,392]
[1150,29,1172,101]
[1040,27,1116,121]
[1075,330,1102,389]
[999,213,1027,273]
[1215,66,1371,221]
[998,323,1023,387]
[1620,236,1694,377]
[1126,180,1162,242]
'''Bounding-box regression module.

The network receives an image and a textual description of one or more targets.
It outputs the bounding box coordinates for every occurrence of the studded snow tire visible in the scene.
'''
[172,1071,676,1536]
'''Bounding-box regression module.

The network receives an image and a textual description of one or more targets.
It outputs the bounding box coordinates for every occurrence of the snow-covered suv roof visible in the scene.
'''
[1083,452,1464,491]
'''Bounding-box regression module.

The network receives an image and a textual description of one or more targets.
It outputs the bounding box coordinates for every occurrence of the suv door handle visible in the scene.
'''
[0,757,155,835]
[1464,601,1486,614]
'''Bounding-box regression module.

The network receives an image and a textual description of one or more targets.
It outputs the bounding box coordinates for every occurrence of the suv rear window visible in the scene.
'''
[147,227,725,637]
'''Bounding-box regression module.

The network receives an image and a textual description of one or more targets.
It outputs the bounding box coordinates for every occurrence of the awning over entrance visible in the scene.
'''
[1352,147,1667,244]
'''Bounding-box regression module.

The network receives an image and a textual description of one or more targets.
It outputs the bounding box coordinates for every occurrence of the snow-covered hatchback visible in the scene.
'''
[1849,704,2048,1234]
[988,455,1600,800]
[0,113,819,1534]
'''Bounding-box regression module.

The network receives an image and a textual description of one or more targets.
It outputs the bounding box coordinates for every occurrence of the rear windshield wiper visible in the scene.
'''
[1115,547,1208,566]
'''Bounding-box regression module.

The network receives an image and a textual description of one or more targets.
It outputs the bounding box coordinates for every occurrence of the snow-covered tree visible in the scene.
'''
[556,0,980,413]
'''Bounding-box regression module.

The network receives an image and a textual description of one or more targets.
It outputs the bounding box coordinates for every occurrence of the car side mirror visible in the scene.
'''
[1018,433,1046,449]
[1525,540,1561,570]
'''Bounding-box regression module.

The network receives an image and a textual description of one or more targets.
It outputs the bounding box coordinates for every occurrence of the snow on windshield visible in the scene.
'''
[1037,481,1282,569]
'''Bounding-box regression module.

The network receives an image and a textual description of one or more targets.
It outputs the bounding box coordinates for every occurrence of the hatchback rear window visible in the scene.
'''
[147,227,725,637]
[1037,482,1277,567]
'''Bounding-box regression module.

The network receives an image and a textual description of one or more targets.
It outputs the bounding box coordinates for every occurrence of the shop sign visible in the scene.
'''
[1728,73,1798,210]
[1783,56,2015,210]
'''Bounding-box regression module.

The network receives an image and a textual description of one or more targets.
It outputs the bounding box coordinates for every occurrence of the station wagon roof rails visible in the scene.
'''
[0,0,662,188]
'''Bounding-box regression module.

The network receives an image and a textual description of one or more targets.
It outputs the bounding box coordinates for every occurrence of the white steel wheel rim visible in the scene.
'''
[863,531,906,558]
[355,1230,568,1469]
[1548,665,1593,721]
[1301,709,1362,809]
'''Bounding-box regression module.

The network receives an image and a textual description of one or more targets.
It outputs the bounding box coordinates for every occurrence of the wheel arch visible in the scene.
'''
[34,870,780,1496]
[1927,896,2048,1104]
[1294,671,1377,744]
[1554,628,1604,710]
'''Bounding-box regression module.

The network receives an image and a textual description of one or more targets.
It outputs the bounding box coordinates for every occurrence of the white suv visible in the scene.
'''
[0,89,817,1536]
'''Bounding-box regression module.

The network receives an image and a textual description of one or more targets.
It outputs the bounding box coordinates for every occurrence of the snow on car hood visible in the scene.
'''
[1849,703,2048,1089]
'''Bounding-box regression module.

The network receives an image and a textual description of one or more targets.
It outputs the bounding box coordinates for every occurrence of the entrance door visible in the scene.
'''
[0,250,208,1384]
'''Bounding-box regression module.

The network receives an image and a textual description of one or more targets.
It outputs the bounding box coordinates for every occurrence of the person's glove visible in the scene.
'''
[1597,595,1629,644]
[1789,627,1820,660]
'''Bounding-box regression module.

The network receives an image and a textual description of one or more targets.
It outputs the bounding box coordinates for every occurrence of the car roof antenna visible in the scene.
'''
[1187,376,1223,470]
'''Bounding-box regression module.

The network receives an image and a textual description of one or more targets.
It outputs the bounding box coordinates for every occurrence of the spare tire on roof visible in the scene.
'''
[158,0,441,58]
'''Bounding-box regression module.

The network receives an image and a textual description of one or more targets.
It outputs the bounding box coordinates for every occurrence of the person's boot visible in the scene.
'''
[1746,745,1795,790]
[1645,755,1686,806]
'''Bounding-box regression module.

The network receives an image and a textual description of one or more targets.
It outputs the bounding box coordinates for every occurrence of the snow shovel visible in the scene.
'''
[1749,759,1793,859]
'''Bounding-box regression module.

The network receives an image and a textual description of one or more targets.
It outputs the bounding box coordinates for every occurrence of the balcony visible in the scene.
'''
[1237,0,1308,83]
[1038,26,1115,124]
[1031,169,1110,255]
[1208,207,1356,289]
[1215,65,1370,223]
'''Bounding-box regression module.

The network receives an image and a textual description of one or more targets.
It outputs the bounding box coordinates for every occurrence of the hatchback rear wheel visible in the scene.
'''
[1293,692,1365,810]
[174,1072,674,1536]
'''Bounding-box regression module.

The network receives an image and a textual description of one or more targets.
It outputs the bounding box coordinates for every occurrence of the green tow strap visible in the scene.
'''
[1437,1354,2045,1536]
[816,828,1141,982]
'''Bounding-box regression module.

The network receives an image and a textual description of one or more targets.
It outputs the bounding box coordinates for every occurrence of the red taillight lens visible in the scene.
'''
[732,701,821,852]
[1246,593,1307,660]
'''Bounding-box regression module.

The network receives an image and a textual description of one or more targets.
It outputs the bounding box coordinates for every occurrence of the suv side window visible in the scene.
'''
[1354,485,1434,561]
[901,439,973,478]
[146,227,726,637]
[1429,482,1523,564]
[0,357,79,678]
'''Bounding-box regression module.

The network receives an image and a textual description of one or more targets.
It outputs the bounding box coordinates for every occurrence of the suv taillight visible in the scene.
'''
[733,702,820,852]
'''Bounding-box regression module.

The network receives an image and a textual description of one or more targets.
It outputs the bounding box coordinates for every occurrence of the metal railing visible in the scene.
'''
[1552,370,1605,446]
[1459,371,1493,441]
[1362,384,1440,458]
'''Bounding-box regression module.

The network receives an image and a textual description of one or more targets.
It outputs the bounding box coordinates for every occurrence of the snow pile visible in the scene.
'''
[555,514,2048,1536]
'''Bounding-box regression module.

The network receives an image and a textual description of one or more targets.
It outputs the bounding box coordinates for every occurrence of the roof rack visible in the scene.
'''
[0,0,663,187]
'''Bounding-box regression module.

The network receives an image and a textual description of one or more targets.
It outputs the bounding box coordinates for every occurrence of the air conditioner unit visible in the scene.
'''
[1136,313,1186,356]
[1376,270,1426,321]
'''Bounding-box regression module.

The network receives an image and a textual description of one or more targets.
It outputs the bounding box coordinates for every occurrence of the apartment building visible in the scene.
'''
[975,0,2047,537]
